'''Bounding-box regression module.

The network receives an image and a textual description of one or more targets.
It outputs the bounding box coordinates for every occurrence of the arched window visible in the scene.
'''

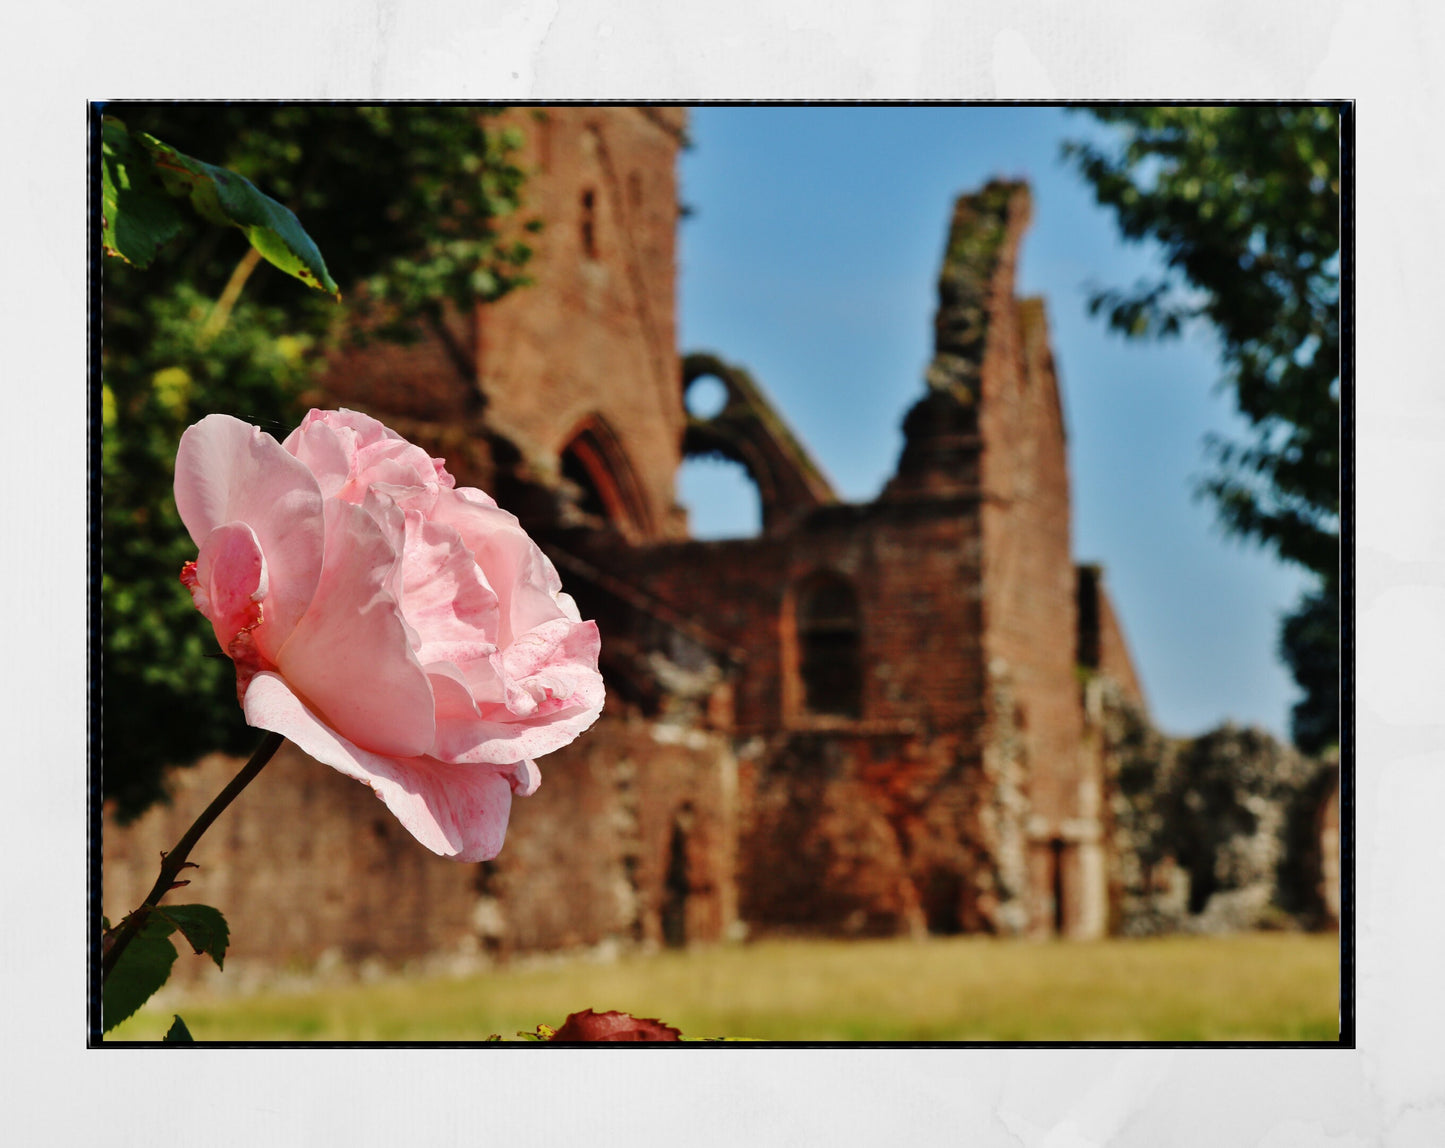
[557,416,651,539]
[560,444,610,523]
[676,454,762,539]
[796,572,862,718]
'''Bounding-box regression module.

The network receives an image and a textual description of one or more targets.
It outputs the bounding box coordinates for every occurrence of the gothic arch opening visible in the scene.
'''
[558,415,651,539]
[676,454,763,539]
[680,353,835,536]
[794,571,863,719]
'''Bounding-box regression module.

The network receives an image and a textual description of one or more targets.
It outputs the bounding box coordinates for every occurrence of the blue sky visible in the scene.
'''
[674,106,1315,741]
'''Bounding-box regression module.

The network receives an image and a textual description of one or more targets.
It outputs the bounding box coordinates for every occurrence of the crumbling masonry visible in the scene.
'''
[102,108,1338,981]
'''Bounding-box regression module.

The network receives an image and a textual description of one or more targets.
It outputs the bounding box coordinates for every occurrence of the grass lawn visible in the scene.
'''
[107,932,1341,1043]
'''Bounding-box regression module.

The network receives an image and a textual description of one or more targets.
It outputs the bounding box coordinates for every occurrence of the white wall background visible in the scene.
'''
[15,2,1434,1142]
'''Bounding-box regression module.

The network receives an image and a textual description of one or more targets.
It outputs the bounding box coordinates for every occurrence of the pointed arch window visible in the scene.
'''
[558,415,651,540]
[796,572,863,719]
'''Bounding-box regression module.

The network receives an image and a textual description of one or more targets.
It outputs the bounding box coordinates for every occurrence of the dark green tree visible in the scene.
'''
[101,105,538,819]
[1063,106,1341,751]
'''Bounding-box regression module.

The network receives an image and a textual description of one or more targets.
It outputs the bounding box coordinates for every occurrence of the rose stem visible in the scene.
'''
[101,730,286,981]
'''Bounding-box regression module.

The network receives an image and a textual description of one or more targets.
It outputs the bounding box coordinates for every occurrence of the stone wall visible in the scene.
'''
[1100,717,1340,935]
[316,106,689,544]
[476,107,688,541]
[102,712,738,985]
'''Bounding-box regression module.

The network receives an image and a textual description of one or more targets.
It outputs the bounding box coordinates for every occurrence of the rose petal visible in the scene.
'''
[244,673,516,862]
[426,619,603,765]
[186,521,268,652]
[284,408,455,501]
[284,417,354,499]
[430,489,571,647]
[175,414,325,656]
[399,514,501,669]
[507,758,541,797]
[274,499,436,758]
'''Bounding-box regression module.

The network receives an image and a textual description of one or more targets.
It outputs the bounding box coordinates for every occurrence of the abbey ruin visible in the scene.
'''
[102,108,1339,981]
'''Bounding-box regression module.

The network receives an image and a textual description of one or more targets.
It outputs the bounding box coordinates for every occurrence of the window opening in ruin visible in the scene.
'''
[677,454,762,539]
[1187,854,1217,916]
[661,821,690,948]
[1049,837,1067,935]
[557,417,649,538]
[623,855,645,942]
[922,870,965,935]
[561,443,610,523]
[580,188,598,259]
[684,373,730,419]
[796,572,863,719]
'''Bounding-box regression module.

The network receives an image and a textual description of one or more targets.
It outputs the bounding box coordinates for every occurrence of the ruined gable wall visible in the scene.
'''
[313,107,687,542]
[476,107,688,541]
[958,192,1095,935]
[977,286,1082,831]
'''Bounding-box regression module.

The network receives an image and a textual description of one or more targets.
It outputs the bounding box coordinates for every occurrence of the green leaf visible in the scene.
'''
[101,118,187,268]
[163,1015,195,1043]
[102,914,179,1033]
[134,131,340,298]
[155,904,230,971]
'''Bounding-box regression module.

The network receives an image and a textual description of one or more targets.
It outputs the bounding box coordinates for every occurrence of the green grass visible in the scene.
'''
[107,932,1341,1043]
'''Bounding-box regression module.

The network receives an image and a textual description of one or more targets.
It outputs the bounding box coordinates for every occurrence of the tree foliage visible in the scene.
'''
[101,105,537,819]
[1278,579,1340,756]
[1064,106,1341,750]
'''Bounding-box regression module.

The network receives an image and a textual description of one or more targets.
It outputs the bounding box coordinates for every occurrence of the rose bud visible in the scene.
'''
[550,1009,683,1042]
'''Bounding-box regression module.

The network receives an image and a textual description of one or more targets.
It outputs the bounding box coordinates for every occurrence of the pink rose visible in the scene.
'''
[174,408,604,862]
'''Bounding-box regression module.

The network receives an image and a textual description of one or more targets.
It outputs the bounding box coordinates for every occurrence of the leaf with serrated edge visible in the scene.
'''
[163,1015,195,1043]
[102,914,178,1034]
[100,118,186,268]
[134,132,340,297]
[154,904,229,970]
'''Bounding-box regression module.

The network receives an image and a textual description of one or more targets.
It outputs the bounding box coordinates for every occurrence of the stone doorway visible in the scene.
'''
[661,808,692,948]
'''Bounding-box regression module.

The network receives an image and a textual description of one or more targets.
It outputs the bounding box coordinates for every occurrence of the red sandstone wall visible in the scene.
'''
[476,107,688,541]
[485,714,737,954]
[976,285,1082,821]
[972,210,1093,934]
[591,495,996,935]
[102,715,737,985]
[315,107,687,541]
[612,503,986,738]
[102,744,485,986]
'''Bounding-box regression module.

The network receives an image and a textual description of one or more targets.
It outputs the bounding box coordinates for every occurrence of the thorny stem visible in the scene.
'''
[101,730,285,981]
